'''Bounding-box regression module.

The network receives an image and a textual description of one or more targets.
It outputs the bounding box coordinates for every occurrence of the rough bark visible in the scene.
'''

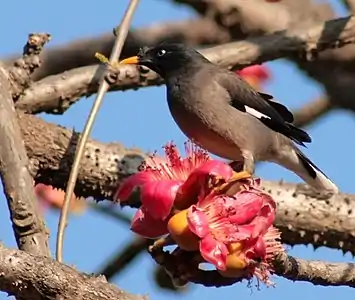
[16,112,355,255]
[0,245,146,300]
[0,68,50,256]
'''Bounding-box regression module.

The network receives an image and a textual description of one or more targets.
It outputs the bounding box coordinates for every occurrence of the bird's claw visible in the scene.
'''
[213,171,252,195]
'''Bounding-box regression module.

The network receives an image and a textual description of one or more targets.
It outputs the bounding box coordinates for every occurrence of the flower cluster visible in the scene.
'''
[114,141,284,285]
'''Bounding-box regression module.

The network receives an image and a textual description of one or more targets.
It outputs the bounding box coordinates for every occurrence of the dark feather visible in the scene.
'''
[258,92,294,123]
[294,148,329,179]
[217,72,311,145]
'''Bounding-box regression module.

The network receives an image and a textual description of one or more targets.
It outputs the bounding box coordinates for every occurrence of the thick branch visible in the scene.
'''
[0,68,49,256]
[15,16,355,115]
[0,245,145,300]
[17,113,355,254]
[273,252,355,287]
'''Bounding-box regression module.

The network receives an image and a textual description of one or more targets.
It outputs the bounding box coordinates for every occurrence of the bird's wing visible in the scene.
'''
[215,71,311,146]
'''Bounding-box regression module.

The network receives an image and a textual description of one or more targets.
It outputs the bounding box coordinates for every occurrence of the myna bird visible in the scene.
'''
[119,43,338,193]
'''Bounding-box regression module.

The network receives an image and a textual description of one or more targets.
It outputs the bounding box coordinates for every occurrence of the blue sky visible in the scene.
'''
[1,0,354,299]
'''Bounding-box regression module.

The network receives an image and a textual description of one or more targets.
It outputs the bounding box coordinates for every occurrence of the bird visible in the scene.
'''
[119,43,338,193]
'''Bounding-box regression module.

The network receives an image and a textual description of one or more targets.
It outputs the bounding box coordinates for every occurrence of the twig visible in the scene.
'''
[97,237,151,280]
[8,33,51,99]
[0,244,145,300]
[55,0,140,262]
[292,96,332,127]
[89,202,131,224]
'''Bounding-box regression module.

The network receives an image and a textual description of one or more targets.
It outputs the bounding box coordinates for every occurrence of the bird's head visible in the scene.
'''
[119,43,206,79]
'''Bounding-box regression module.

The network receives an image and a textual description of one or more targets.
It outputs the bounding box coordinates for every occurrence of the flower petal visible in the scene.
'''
[180,160,233,193]
[187,205,210,238]
[141,179,182,220]
[199,234,228,271]
[114,172,155,202]
[131,207,169,238]
[227,190,264,224]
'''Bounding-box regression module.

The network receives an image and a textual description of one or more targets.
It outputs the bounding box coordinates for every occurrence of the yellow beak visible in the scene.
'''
[119,56,139,65]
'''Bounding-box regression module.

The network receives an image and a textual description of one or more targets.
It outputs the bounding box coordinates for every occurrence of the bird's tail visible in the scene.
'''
[274,145,339,193]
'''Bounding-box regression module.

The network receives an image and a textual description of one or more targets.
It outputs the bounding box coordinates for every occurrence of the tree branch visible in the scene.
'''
[4,18,226,82]
[0,245,145,300]
[7,33,51,99]
[273,252,355,287]
[292,96,332,128]
[97,237,151,280]
[0,34,50,256]
[16,113,355,254]
[15,15,355,115]
[148,245,355,288]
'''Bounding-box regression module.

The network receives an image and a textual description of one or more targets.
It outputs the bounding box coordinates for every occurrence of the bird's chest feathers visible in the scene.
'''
[166,81,241,160]
[167,82,214,132]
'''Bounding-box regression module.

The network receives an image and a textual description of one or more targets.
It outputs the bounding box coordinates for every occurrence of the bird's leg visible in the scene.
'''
[213,157,254,195]
[241,151,255,175]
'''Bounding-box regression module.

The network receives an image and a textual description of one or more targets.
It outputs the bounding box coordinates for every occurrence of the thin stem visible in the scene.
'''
[55,0,140,262]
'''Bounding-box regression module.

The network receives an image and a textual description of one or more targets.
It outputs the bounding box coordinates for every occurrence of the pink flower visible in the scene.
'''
[166,177,283,284]
[35,183,86,214]
[114,141,234,238]
[235,65,271,90]
[186,187,276,271]
[130,206,170,238]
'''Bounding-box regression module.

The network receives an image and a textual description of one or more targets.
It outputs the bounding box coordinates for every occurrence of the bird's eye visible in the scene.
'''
[156,49,166,57]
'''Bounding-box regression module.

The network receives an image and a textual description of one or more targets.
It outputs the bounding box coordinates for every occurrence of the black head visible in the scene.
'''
[120,43,209,79]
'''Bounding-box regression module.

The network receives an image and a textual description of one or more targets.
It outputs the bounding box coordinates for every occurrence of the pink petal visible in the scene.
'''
[227,190,264,224]
[178,160,233,197]
[187,205,210,238]
[199,234,228,271]
[131,207,169,238]
[114,172,155,202]
[141,179,182,220]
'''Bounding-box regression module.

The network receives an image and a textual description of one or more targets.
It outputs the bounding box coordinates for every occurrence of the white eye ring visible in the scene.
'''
[157,49,166,57]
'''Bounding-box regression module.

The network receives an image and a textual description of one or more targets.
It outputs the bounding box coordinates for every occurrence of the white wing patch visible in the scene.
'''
[245,106,271,120]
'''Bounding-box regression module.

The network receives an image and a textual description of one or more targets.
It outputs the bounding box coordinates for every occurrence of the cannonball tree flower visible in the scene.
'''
[167,183,284,285]
[114,141,250,239]
[235,65,271,90]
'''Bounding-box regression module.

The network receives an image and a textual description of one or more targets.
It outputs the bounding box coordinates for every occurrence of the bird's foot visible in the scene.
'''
[213,171,252,195]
